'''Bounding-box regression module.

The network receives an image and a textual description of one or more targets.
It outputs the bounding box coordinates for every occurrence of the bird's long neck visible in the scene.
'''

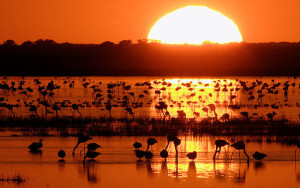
[243,149,249,161]
[146,144,150,152]
[165,141,170,150]
[72,142,80,155]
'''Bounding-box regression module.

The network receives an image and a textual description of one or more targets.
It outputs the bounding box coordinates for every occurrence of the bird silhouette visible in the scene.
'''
[230,141,249,163]
[133,141,142,150]
[187,151,197,160]
[145,151,153,160]
[73,135,92,155]
[160,149,168,161]
[135,150,146,159]
[174,138,181,154]
[252,151,267,161]
[28,139,43,151]
[87,143,101,151]
[165,135,178,149]
[83,151,100,163]
[146,138,157,152]
[213,140,229,160]
[58,149,66,159]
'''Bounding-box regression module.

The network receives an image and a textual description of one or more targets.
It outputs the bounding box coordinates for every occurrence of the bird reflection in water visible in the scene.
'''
[136,160,145,171]
[213,162,229,182]
[254,161,265,171]
[147,161,155,177]
[233,162,249,184]
[160,161,168,177]
[82,161,99,184]
[172,154,180,178]
[187,161,197,179]
[29,149,43,160]
[58,159,65,171]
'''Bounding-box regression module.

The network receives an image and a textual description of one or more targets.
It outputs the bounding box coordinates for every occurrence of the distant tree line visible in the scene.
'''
[0,39,299,76]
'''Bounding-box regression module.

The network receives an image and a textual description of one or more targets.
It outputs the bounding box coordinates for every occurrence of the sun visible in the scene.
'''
[148,6,242,44]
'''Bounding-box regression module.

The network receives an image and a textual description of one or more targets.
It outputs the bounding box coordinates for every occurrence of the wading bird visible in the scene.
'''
[135,150,146,159]
[73,135,92,155]
[252,151,267,161]
[160,149,168,161]
[133,141,142,150]
[28,139,43,151]
[230,141,249,163]
[146,138,157,152]
[83,151,100,163]
[213,140,229,160]
[187,151,197,160]
[58,149,66,159]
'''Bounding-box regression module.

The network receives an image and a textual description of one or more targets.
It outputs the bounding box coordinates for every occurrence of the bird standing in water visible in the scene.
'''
[146,138,157,152]
[133,141,142,150]
[28,139,43,151]
[58,149,66,159]
[72,135,92,155]
[160,149,168,161]
[187,151,197,160]
[213,140,229,160]
[230,141,249,163]
[83,151,100,163]
[135,150,146,159]
[252,151,267,161]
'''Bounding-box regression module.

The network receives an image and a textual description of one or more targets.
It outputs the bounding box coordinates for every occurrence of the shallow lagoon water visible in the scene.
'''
[0,136,299,188]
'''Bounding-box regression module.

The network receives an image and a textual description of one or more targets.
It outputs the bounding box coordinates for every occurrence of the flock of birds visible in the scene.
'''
[27,134,300,163]
[0,76,299,122]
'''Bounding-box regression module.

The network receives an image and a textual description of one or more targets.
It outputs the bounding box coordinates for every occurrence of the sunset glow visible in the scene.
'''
[148,6,243,44]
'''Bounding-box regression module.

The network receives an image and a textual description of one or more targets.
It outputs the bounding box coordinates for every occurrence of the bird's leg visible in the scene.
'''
[243,149,249,163]
[295,147,298,161]
[72,142,80,156]
[231,150,235,161]
[213,147,218,160]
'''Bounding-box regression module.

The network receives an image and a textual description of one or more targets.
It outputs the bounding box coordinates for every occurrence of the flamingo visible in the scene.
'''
[133,141,142,150]
[87,143,101,151]
[160,149,168,161]
[83,151,100,163]
[145,151,153,160]
[252,151,267,161]
[135,150,146,159]
[146,138,157,152]
[230,141,249,163]
[213,140,229,160]
[28,139,43,151]
[72,135,92,155]
[187,151,197,160]
[58,149,66,159]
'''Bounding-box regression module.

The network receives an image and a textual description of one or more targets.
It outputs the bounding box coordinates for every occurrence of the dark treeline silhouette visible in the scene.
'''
[0,39,299,76]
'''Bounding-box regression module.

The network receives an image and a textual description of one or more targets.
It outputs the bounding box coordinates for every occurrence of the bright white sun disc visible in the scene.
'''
[148,6,242,44]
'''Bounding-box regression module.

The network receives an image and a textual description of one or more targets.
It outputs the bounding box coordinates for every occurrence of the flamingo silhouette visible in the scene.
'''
[73,135,92,155]
[213,140,229,160]
[133,141,142,150]
[160,149,168,161]
[252,151,267,161]
[58,149,66,159]
[28,139,43,151]
[135,150,146,159]
[146,138,157,152]
[187,151,197,160]
[230,141,249,163]
[83,151,100,164]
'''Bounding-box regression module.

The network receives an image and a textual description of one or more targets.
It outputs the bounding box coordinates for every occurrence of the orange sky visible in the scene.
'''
[1,0,300,44]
